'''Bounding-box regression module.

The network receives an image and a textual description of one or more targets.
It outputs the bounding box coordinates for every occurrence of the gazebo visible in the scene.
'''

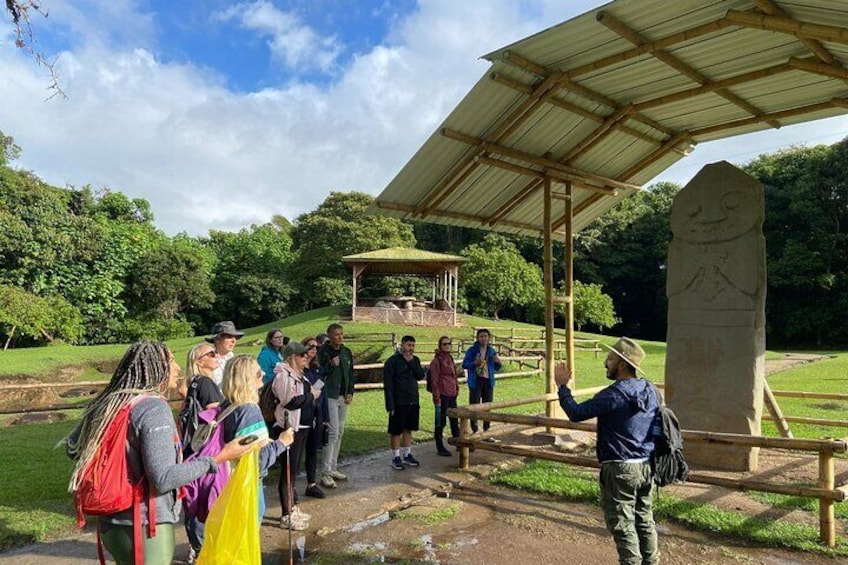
[342,247,466,326]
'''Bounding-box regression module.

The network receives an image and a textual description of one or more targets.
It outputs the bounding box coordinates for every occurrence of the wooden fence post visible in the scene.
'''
[459,416,471,470]
[819,447,836,547]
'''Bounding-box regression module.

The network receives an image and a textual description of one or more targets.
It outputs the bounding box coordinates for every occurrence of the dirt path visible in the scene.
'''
[1,353,842,564]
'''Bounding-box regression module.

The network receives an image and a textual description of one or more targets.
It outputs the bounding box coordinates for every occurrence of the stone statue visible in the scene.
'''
[665,161,766,471]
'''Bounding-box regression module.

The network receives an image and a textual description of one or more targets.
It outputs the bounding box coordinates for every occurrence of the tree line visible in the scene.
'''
[1,131,846,348]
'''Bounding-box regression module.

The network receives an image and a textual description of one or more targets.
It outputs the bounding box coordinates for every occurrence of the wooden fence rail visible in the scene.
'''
[447,397,847,547]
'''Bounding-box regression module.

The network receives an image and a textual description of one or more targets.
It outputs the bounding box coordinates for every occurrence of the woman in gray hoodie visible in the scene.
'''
[66,341,257,565]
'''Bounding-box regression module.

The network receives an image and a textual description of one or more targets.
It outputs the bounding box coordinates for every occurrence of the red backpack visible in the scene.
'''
[73,399,156,565]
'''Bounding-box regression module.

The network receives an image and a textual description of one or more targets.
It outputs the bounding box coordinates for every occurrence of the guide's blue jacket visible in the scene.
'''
[558,378,658,463]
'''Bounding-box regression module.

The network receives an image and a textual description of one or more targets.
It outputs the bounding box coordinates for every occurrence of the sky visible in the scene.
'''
[1,0,847,236]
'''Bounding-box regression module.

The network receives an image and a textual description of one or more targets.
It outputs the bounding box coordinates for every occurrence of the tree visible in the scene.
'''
[125,234,215,319]
[556,280,618,331]
[207,222,296,328]
[4,1,63,96]
[290,191,416,309]
[460,233,543,319]
[0,284,83,347]
[575,182,679,340]
[745,141,848,346]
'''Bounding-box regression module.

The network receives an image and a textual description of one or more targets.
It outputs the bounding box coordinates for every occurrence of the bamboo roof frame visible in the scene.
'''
[373,0,848,239]
[372,0,848,427]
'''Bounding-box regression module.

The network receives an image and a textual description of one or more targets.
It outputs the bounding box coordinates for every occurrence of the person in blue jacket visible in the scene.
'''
[461,328,502,434]
[258,328,288,385]
[555,337,660,565]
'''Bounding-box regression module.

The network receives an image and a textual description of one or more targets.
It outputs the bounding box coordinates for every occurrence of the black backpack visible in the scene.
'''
[425,364,433,392]
[178,380,204,451]
[649,385,689,487]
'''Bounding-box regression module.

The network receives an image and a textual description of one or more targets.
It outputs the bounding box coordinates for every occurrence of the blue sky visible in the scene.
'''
[1,0,847,235]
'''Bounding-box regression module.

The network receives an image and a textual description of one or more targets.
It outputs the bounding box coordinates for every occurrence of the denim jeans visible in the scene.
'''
[468,378,493,432]
[321,396,349,474]
[599,461,658,565]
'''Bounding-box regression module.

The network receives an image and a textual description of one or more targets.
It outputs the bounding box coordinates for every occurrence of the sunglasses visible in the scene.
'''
[440,341,452,346]
[199,350,216,359]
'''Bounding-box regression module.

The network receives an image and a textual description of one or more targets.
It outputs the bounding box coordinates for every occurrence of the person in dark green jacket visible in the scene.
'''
[316,323,355,488]
[383,335,424,470]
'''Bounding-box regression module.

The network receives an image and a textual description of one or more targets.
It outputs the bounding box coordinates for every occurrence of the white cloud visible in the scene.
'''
[214,1,342,73]
[1,0,847,236]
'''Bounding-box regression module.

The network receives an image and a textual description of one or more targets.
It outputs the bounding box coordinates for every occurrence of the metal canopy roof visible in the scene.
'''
[372,0,848,238]
[342,247,466,276]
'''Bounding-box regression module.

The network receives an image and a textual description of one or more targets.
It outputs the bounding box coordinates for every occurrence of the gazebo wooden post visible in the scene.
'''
[453,266,459,326]
[564,182,575,386]
[543,177,556,426]
[351,264,364,322]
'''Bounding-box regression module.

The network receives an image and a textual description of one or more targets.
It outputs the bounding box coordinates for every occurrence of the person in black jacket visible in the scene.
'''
[383,335,424,470]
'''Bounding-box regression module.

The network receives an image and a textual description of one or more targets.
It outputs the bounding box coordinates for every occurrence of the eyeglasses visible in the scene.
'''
[440,341,452,346]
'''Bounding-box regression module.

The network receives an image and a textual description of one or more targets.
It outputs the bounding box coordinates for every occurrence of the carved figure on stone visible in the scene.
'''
[665,161,766,471]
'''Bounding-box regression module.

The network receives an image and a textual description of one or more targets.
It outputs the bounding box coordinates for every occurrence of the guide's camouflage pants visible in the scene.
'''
[599,461,659,565]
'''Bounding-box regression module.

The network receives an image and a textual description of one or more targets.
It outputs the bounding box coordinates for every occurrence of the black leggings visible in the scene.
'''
[278,427,308,515]
[304,421,321,485]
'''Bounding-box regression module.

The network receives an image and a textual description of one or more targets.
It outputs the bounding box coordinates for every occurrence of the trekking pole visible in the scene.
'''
[284,414,293,565]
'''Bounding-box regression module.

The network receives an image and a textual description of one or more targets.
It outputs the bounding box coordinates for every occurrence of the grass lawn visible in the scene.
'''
[0,307,846,552]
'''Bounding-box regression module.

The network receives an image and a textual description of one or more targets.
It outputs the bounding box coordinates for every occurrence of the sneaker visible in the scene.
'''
[292,505,311,521]
[437,446,452,457]
[327,469,348,481]
[305,484,325,499]
[280,514,309,531]
[321,474,337,488]
[484,437,500,443]
[390,456,405,470]
[403,453,420,467]
[187,548,197,565]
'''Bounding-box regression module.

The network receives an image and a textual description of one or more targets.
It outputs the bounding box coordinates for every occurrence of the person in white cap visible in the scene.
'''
[555,337,661,565]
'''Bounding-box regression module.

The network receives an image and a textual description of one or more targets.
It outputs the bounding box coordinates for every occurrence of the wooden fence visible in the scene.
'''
[447,392,848,547]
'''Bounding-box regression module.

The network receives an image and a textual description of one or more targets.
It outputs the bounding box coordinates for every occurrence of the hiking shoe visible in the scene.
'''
[292,505,311,521]
[327,469,348,481]
[437,446,452,457]
[305,484,325,499]
[390,456,405,470]
[280,514,309,531]
[403,453,420,467]
[320,474,337,488]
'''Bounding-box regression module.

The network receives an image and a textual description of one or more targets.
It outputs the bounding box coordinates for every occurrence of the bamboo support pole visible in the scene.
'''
[564,183,575,388]
[763,380,793,438]
[819,447,836,546]
[543,177,556,427]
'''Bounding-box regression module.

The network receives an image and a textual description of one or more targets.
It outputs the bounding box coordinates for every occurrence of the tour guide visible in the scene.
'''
[555,337,660,565]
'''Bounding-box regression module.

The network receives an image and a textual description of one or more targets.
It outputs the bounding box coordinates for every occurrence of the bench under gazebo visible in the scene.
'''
[342,247,465,326]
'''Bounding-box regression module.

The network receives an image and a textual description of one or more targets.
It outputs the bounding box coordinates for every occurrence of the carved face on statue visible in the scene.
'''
[671,161,763,243]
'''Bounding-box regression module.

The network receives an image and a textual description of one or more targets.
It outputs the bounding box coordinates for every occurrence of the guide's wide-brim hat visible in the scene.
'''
[602,337,646,374]
[205,321,245,343]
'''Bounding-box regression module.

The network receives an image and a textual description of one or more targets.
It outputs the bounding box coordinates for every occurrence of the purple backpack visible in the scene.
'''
[182,404,237,522]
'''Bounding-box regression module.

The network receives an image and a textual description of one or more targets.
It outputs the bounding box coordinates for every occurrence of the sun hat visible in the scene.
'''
[283,341,310,358]
[205,321,245,343]
[603,337,646,374]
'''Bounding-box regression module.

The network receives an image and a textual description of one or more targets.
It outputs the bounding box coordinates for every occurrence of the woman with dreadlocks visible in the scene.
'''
[66,340,256,565]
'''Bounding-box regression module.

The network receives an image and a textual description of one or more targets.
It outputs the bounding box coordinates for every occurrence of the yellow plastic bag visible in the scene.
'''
[197,449,261,565]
